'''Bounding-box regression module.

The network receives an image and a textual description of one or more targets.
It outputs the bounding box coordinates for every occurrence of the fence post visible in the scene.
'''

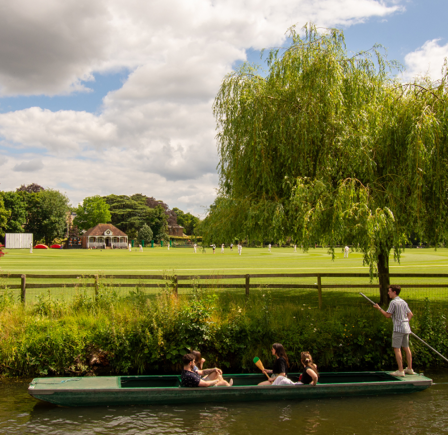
[95,274,99,299]
[245,274,250,296]
[174,275,178,296]
[317,275,322,309]
[21,274,26,305]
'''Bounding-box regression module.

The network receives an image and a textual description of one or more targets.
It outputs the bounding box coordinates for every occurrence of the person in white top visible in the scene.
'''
[221,243,225,253]
[128,243,132,252]
[294,244,297,252]
[139,244,143,252]
[30,242,33,254]
[167,243,170,250]
[238,244,242,255]
[373,285,414,377]
[193,243,197,253]
[268,244,271,252]
[344,246,350,257]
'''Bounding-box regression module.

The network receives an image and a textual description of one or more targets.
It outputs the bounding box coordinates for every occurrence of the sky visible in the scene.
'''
[0,0,447,217]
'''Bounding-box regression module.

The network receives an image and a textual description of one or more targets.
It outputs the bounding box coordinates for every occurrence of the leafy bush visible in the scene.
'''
[0,284,446,377]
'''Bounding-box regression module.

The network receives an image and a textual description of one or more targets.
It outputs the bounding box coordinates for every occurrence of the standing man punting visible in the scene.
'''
[373,285,415,377]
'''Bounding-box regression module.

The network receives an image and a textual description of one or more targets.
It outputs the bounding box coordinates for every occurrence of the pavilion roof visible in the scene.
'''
[83,224,127,237]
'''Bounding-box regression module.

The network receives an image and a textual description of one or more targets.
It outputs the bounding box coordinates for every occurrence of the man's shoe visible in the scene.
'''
[391,370,405,377]
[404,367,416,375]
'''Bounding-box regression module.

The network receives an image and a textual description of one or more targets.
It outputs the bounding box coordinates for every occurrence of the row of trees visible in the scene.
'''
[1,185,200,245]
[202,24,448,304]
[73,194,200,241]
[0,185,70,245]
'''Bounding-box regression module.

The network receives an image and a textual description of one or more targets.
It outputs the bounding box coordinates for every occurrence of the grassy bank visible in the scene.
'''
[0,284,446,378]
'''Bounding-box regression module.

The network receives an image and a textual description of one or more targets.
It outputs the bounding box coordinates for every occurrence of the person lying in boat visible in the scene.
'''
[258,343,290,386]
[181,353,233,387]
[271,351,319,386]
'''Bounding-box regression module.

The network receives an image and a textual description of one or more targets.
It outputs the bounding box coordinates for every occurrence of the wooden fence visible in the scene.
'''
[1,273,448,308]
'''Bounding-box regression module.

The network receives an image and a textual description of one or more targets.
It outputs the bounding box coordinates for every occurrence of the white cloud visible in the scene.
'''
[12,159,44,172]
[0,0,111,96]
[0,0,402,96]
[0,0,404,214]
[403,39,448,81]
[0,108,117,153]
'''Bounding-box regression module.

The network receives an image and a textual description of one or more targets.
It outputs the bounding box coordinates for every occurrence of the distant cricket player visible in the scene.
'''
[238,243,242,255]
[194,243,197,253]
[344,246,350,258]
[268,244,271,252]
[221,243,225,253]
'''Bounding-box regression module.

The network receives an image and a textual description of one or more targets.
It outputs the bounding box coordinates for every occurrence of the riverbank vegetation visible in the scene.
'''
[0,282,446,377]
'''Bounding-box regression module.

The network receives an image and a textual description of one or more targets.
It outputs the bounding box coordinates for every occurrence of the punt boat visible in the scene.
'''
[28,371,432,407]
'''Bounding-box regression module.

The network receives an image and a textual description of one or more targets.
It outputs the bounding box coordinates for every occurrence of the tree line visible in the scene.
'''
[0,184,200,245]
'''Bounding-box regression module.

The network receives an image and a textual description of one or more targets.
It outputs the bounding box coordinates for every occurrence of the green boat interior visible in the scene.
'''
[120,372,400,388]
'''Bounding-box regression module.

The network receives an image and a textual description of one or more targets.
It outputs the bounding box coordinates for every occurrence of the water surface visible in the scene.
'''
[1,372,447,434]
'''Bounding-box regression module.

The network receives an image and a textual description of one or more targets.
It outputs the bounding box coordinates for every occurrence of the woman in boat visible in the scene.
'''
[258,343,290,386]
[271,351,319,386]
[190,350,228,383]
[181,353,232,387]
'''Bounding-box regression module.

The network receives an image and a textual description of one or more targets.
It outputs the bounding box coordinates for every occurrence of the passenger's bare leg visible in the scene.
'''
[204,372,218,381]
[216,379,233,386]
[204,372,232,386]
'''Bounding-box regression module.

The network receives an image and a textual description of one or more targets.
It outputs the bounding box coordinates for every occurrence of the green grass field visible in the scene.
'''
[1,246,447,305]
[1,245,448,274]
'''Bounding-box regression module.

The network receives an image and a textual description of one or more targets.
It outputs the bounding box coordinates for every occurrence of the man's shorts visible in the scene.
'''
[392,332,410,348]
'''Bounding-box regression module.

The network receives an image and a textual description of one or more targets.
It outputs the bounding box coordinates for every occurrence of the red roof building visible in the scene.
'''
[81,224,128,249]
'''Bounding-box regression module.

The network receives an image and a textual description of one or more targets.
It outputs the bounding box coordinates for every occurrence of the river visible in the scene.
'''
[1,372,447,434]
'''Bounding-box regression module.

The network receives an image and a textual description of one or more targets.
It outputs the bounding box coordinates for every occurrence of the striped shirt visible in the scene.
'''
[387,296,412,333]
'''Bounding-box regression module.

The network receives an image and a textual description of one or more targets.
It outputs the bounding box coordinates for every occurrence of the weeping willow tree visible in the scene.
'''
[203,24,448,304]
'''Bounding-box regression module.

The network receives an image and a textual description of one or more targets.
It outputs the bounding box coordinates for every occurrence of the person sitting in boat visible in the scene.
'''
[190,350,224,379]
[258,343,289,386]
[181,354,233,387]
[271,351,319,386]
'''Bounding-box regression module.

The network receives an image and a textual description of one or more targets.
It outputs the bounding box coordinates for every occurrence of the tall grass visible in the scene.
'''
[0,280,447,377]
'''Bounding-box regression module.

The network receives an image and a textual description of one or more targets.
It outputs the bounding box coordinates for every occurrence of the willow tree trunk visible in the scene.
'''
[377,252,390,306]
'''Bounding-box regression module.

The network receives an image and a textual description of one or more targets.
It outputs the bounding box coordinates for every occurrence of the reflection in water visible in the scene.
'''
[0,373,447,434]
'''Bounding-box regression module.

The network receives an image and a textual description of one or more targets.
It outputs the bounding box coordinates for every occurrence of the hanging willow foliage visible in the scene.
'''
[202,24,448,304]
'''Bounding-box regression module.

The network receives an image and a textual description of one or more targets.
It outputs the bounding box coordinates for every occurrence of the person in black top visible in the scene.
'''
[299,351,318,385]
[258,343,289,386]
[180,354,233,387]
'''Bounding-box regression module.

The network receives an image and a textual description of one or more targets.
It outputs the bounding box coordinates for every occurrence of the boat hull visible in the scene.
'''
[28,371,432,407]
